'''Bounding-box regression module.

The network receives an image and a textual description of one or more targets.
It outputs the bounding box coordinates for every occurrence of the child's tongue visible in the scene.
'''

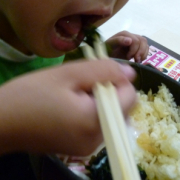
[55,15,82,38]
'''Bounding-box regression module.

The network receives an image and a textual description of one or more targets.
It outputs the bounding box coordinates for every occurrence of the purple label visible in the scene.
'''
[143,51,168,67]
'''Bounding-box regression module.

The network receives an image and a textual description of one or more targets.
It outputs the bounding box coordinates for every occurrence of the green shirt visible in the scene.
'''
[0,55,64,85]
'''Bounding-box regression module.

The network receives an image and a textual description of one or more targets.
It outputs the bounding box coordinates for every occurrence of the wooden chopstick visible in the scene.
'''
[94,83,134,180]
[82,37,140,180]
[105,82,140,180]
[81,45,98,61]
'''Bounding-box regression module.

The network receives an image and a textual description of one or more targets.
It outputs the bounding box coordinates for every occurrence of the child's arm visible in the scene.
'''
[0,60,136,156]
[106,31,149,62]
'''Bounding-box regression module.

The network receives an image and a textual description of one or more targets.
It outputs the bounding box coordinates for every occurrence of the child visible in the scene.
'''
[0,0,148,157]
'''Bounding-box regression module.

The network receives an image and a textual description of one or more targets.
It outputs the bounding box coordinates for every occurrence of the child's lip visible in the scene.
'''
[50,14,105,52]
[50,28,84,52]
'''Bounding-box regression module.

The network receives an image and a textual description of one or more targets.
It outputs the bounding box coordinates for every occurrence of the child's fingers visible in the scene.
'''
[106,36,133,48]
[60,60,136,91]
[144,45,150,60]
[116,81,137,117]
[108,32,142,60]
[133,37,149,62]
[126,35,147,60]
[119,63,137,81]
[106,31,149,61]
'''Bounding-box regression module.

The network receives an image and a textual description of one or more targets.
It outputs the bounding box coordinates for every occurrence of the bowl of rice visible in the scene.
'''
[127,60,180,180]
[30,60,180,180]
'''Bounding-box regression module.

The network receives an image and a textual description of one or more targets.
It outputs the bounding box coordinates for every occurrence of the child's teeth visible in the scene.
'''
[56,31,61,38]
[55,30,77,42]
[72,34,78,40]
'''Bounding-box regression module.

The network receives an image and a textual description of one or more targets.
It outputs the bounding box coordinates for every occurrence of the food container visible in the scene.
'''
[1,60,180,180]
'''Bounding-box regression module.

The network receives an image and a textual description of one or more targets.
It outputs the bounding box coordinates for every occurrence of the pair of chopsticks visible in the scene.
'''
[82,38,141,180]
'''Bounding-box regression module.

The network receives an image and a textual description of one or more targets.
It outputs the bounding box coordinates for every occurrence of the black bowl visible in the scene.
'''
[121,59,180,104]
[1,60,180,180]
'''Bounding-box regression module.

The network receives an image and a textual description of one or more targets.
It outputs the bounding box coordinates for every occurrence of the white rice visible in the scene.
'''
[130,84,180,180]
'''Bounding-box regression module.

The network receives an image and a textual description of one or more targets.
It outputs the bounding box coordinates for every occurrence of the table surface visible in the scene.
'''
[99,0,180,54]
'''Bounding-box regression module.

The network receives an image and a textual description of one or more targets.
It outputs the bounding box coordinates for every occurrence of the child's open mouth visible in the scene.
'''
[51,14,104,52]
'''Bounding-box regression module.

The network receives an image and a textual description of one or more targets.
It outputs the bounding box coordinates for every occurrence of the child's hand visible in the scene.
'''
[0,60,136,156]
[106,31,149,63]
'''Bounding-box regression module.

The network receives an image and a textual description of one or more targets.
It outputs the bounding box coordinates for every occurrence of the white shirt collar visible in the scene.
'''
[0,39,37,62]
